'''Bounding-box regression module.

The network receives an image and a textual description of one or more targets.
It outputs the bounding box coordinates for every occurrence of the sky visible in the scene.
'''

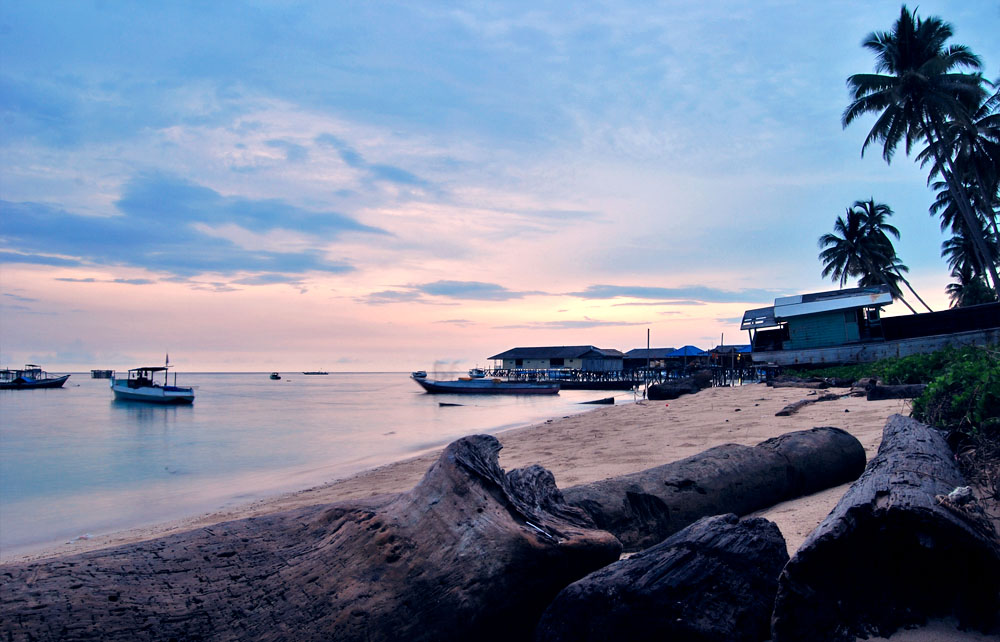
[1,1,999,372]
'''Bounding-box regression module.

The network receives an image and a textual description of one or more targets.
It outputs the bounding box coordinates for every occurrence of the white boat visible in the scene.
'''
[468,367,486,378]
[412,376,559,395]
[110,366,195,404]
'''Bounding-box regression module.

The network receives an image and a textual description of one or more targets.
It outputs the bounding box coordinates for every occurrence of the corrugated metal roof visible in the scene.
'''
[668,345,707,357]
[624,348,677,358]
[776,286,891,320]
[741,306,777,330]
[488,346,624,360]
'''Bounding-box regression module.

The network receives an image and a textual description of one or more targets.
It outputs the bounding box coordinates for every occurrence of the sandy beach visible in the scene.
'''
[11,382,911,563]
[7,382,998,641]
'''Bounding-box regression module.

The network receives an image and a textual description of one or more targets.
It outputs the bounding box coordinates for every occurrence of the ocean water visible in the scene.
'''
[0,372,631,558]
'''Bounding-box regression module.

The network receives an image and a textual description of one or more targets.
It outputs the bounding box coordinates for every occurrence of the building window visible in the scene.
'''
[550,358,564,366]
[515,359,523,367]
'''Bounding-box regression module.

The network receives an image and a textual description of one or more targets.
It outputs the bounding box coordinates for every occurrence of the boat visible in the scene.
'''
[303,371,328,375]
[110,366,195,404]
[412,376,559,395]
[411,370,427,379]
[468,367,486,378]
[270,372,281,380]
[0,365,70,390]
[90,369,113,379]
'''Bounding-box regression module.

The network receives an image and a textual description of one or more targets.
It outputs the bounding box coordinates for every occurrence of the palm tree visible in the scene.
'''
[818,201,919,313]
[853,198,933,311]
[842,5,1000,293]
[947,263,995,307]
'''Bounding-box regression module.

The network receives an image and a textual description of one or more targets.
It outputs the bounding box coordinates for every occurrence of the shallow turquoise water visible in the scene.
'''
[0,372,628,557]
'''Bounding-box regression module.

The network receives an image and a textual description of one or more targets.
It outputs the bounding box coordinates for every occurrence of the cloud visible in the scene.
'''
[315,133,431,188]
[0,174,385,282]
[569,284,783,304]
[417,280,541,300]
[265,139,309,163]
[495,317,650,330]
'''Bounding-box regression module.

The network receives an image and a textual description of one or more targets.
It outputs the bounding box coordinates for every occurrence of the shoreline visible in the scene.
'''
[3,383,911,564]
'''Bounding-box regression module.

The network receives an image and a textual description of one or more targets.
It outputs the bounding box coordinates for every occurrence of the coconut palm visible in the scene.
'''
[842,5,1000,293]
[852,198,933,311]
[947,263,996,307]
[818,201,918,313]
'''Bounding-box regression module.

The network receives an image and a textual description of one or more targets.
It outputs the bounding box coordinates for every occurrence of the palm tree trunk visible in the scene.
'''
[860,256,918,314]
[892,268,933,312]
[924,117,1000,294]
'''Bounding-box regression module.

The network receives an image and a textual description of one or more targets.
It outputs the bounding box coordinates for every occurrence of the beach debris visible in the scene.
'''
[646,370,712,401]
[774,392,845,417]
[535,514,788,642]
[768,376,831,389]
[864,382,927,401]
[0,435,620,642]
[771,415,1000,641]
[562,426,866,551]
[438,402,463,406]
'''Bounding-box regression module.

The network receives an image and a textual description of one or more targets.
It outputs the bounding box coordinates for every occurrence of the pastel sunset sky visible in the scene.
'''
[2,1,998,372]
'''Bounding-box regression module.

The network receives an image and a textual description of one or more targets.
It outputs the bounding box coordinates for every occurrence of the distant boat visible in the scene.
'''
[302,371,329,375]
[110,367,194,404]
[412,377,559,395]
[411,370,427,379]
[0,365,70,390]
[468,367,486,378]
[270,372,281,380]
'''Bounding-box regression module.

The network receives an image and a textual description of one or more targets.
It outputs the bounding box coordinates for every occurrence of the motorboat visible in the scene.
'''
[110,366,195,404]
[0,365,70,389]
[412,376,559,395]
[411,370,427,379]
[468,367,486,378]
[270,372,281,380]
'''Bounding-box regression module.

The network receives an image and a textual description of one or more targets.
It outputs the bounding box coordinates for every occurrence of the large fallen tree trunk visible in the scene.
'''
[0,435,621,642]
[534,514,788,642]
[771,414,1000,642]
[646,370,712,400]
[562,426,866,551]
[865,383,927,400]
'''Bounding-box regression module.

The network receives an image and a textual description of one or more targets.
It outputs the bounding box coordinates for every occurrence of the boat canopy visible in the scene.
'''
[128,366,169,374]
[741,306,778,330]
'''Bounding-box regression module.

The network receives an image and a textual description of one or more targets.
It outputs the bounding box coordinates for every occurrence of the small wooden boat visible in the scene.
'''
[110,366,194,404]
[270,372,281,380]
[468,367,486,378]
[0,365,70,389]
[412,377,559,395]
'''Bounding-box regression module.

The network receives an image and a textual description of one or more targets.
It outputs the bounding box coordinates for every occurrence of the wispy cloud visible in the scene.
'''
[569,284,782,304]
[495,317,650,330]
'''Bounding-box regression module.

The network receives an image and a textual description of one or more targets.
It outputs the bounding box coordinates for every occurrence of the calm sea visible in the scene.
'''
[0,372,630,558]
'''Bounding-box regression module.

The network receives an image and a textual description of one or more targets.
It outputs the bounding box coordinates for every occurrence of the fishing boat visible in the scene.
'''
[110,366,195,404]
[411,370,427,379]
[412,376,559,395]
[468,367,486,378]
[0,365,70,390]
[270,372,281,380]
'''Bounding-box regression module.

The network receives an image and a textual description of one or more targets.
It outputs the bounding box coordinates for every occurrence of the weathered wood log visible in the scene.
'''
[775,392,843,416]
[534,514,789,642]
[865,383,927,400]
[768,375,831,389]
[771,414,1000,642]
[0,435,621,642]
[563,426,866,551]
[646,370,713,400]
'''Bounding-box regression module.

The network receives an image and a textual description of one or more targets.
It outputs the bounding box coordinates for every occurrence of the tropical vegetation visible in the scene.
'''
[839,5,999,303]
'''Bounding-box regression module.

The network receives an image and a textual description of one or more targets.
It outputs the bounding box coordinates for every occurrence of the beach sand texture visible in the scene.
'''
[6,383,996,640]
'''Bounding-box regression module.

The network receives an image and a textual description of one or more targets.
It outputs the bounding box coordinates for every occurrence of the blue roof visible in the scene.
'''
[668,345,707,357]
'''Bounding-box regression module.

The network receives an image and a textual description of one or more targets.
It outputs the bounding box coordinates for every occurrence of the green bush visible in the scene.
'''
[911,346,1000,435]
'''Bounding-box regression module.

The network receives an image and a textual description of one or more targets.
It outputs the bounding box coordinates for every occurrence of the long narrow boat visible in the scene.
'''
[412,375,559,395]
[0,365,70,390]
[110,366,195,404]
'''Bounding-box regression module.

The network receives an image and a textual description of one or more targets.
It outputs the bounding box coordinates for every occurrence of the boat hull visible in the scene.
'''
[111,383,195,404]
[413,377,559,395]
[0,374,70,390]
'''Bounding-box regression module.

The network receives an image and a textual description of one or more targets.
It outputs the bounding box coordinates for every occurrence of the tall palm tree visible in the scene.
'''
[842,5,1000,293]
[946,263,995,307]
[818,202,918,313]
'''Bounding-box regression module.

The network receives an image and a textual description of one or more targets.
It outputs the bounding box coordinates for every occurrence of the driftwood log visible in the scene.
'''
[775,392,843,416]
[646,370,712,400]
[768,376,831,389]
[771,414,1000,642]
[865,383,927,400]
[563,426,866,551]
[534,514,788,642]
[0,435,621,642]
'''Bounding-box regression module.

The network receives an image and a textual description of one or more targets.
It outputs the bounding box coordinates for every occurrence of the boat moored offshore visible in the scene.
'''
[412,376,559,395]
[110,366,195,404]
[0,365,70,390]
